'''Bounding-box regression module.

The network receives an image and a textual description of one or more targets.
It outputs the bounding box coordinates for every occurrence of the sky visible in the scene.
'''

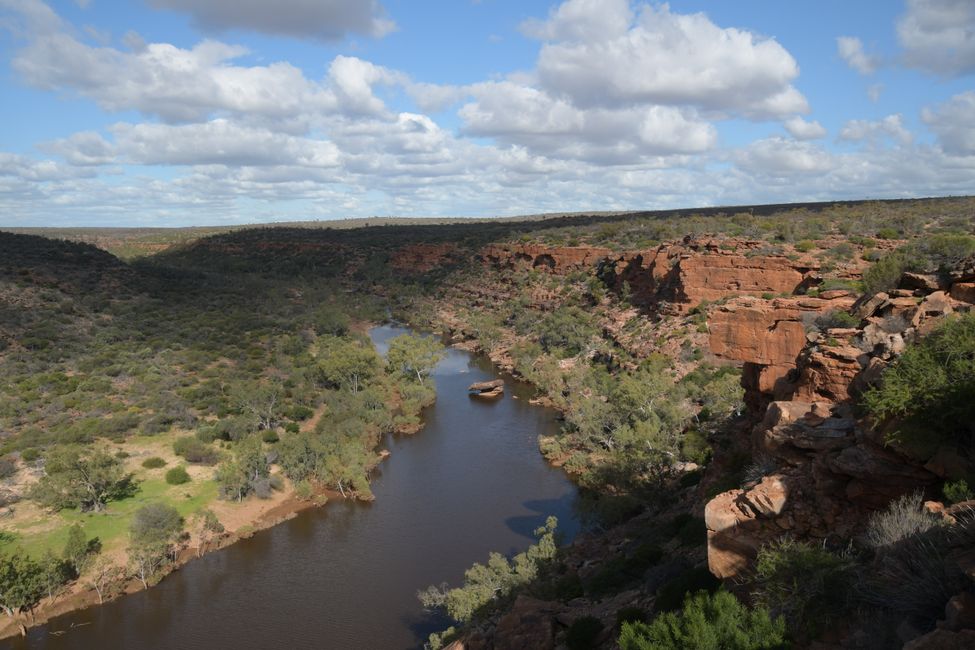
[0,0,973,227]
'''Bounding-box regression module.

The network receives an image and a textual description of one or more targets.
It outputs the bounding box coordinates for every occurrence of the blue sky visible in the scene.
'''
[1,0,973,226]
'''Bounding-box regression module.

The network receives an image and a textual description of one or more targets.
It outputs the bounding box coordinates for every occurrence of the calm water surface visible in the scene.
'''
[9,325,579,650]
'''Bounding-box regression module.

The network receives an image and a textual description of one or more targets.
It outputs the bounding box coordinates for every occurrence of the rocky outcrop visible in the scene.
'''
[709,293,857,408]
[602,237,824,312]
[704,267,974,581]
[479,244,612,273]
[390,243,460,272]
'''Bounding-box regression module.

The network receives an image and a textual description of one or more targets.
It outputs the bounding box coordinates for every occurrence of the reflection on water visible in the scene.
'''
[11,325,579,650]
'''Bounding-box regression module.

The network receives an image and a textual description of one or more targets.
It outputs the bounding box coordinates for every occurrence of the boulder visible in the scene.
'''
[900,272,942,292]
[468,379,504,398]
[950,282,975,304]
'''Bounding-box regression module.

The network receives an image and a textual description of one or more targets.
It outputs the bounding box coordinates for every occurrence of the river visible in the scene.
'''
[9,325,580,649]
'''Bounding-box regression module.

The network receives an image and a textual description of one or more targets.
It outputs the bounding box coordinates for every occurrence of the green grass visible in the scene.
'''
[1,477,218,558]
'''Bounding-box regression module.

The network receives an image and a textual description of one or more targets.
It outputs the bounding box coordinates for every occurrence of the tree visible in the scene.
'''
[85,556,124,605]
[39,552,71,603]
[193,509,225,557]
[232,382,282,431]
[277,431,325,483]
[29,447,135,512]
[62,523,98,576]
[317,337,381,393]
[619,590,786,650]
[0,552,45,635]
[419,517,558,623]
[386,334,445,384]
[216,436,269,501]
[128,503,184,589]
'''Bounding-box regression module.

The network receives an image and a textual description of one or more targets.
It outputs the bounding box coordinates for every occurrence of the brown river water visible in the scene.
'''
[7,325,580,649]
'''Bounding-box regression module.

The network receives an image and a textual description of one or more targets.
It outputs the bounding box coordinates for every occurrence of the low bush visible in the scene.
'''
[141,456,167,469]
[859,520,966,623]
[165,466,190,485]
[0,457,16,480]
[862,314,975,448]
[173,436,220,465]
[943,479,973,505]
[813,310,859,332]
[865,491,941,549]
[621,590,787,650]
[752,538,855,639]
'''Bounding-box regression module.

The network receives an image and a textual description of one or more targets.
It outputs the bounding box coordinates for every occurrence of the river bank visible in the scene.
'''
[2,325,580,649]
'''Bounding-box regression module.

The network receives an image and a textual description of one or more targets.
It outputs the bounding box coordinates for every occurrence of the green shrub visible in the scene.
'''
[173,436,220,465]
[261,429,280,444]
[566,616,604,650]
[862,314,975,448]
[752,538,855,639]
[795,240,815,252]
[0,457,16,480]
[943,479,974,505]
[165,466,191,485]
[141,457,167,469]
[813,310,859,331]
[620,590,787,650]
[20,448,39,463]
[863,251,910,294]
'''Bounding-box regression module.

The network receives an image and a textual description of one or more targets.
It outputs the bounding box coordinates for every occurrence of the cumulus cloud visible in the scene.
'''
[784,116,827,140]
[149,0,395,41]
[8,22,408,127]
[458,81,716,162]
[735,137,833,175]
[922,91,975,155]
[528,1,807,117]
[897,0,975,76]
[840,114,913,146]
[837,36,879,74]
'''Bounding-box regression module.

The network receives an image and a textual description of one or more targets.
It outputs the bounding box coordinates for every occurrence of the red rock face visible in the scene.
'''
[702,264,975,582]
[672,254,806,304]
[709,294,857,407]
[479,244,612,272]
[390,243,459,272]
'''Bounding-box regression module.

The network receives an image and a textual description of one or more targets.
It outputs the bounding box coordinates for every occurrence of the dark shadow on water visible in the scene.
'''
[503,492,581,542]
[405,608,453,650]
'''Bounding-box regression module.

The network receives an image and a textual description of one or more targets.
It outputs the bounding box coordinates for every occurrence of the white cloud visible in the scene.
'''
[735,137,833,175]
[530,1,807,117]
[922,91,975,155]
[12,34,336,123]
[148,0,395,41]
[520,0,633,43]
[837,36,879,74]
[39,131,113,165]
[867,83,883,103]
[897,0,975,76]
[784,116,827,140]
[840,114,913,146]
[458,81,716,161]
[8,15,407,128]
